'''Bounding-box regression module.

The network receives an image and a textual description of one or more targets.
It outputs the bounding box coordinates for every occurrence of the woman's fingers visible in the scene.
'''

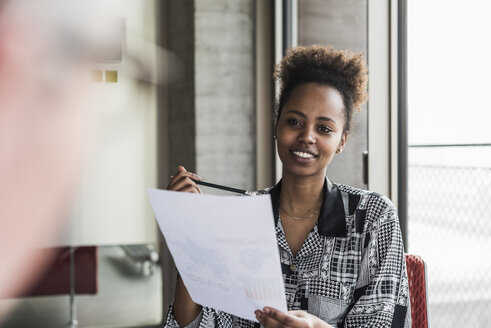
[255,307,309,328]
[168,166,199,184]
[170,175,201,194]
[177,183,201,194]
[179,166,202,180]
[167,166,202,193]
[289,310,309,318]
[255,312,282,328]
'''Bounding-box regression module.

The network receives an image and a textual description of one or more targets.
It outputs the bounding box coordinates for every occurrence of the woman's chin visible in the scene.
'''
[282,165,326,179]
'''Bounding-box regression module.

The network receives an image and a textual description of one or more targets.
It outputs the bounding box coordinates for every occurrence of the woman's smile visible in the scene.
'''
[290,149,318,162]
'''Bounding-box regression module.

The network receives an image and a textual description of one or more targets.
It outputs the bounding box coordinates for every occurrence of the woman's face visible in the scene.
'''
[276,82,348,179]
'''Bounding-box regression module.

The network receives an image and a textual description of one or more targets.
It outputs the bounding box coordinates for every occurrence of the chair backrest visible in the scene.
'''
[405,254,429,328]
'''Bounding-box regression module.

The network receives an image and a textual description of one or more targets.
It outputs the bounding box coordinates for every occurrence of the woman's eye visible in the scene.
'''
[287,119,300,126]
[319,126,332,134]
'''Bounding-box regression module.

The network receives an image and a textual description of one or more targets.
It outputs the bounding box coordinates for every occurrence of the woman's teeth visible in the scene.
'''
[292,151,315,158]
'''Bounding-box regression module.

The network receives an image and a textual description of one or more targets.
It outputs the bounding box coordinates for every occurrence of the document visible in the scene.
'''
[147,189,287,322]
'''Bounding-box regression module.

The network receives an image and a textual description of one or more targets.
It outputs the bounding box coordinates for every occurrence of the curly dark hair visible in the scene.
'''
[274,45,368,133]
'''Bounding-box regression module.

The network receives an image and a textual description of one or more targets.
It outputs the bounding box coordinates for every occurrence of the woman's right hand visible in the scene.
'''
[167,166,202,194]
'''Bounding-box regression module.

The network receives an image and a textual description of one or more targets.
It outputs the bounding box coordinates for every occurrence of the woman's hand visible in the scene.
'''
[255,307,332,328]
[167,166,202,194]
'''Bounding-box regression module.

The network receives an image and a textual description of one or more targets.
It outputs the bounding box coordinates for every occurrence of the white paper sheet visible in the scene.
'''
[147,189,287,322]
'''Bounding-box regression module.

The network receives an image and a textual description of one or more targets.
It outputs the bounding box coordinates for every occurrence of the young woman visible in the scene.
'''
[166,45,410,328]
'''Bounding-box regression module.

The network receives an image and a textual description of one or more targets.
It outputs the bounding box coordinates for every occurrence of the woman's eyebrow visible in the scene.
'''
[317,116,336,123]
[286,110,336,123]
[286,109,306,117]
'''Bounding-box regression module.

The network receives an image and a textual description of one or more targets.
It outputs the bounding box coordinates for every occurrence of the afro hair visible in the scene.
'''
[274,45,368,132]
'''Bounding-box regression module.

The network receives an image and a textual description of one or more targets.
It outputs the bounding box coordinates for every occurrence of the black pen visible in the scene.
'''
[170,175,249,194]
[195,180,248,195]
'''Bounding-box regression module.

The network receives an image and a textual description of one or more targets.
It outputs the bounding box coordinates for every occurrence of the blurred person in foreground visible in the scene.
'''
[0,0,98,318]
[0,0,171,323]
[166,45,410,328]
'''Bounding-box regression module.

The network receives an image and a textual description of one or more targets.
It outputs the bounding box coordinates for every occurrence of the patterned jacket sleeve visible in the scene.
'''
[343,196,411,328]
[164,302,235,328]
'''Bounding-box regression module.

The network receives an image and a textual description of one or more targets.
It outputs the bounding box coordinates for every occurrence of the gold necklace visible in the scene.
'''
[279,206,320,221]
[279,196,320,211]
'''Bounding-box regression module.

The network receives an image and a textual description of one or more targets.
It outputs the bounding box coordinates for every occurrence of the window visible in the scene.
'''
[407,1,491,326]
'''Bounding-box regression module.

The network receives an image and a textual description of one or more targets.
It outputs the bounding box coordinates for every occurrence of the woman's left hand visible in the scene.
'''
[255,307,333,328]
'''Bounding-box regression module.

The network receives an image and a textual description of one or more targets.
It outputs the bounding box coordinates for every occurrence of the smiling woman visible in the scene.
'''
[165,45,410,328]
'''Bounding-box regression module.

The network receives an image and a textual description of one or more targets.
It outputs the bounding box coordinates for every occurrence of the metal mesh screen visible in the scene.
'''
[408,158,491,327]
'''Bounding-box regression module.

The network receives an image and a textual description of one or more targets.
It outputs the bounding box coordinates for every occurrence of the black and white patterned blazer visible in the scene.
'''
[165,178,411,328]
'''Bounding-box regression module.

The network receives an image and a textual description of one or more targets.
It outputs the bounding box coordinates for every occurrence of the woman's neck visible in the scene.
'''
[280,171,325,208]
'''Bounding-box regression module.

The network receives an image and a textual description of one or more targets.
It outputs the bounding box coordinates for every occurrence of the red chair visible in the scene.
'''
[405,254,430,328]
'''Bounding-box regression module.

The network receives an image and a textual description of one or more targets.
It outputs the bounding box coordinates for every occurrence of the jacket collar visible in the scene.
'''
[269,177,347,237]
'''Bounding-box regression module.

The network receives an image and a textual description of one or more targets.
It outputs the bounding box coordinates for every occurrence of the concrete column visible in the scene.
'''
[164,0,255,191]
[195,0,255,191]
[166,0,197,174]
[161,0,256,312]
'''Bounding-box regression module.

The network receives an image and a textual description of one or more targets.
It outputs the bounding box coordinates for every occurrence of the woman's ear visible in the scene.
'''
[336,132,349,153]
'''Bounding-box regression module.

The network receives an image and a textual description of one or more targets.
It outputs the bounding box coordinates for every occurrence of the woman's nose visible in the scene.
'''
[297,126,316,144]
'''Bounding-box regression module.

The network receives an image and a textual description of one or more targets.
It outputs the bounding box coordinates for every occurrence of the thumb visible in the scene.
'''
[178,166,187,172]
